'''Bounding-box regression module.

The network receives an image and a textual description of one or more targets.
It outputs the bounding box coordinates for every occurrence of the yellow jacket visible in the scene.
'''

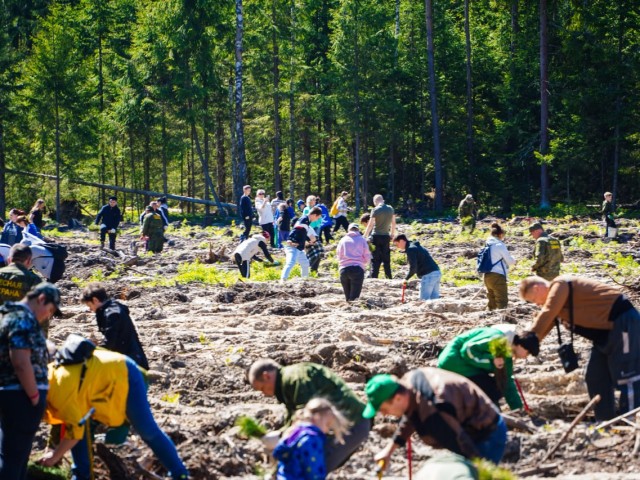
[46,349,130,440]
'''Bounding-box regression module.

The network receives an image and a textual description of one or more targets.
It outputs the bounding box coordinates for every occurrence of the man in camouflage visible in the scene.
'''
[602,191,616,238]
[141,201,165,253]
[529,223,563,280]
[458,194,477,233]
[0,244,43,304]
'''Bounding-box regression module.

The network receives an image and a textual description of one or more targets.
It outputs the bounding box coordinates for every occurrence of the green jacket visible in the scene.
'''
[437,327,522,410]
[274,362,365,425]
[532,233,563,280]
[0,263,43,303]
[458,199,476,219]
[601,200,615,221]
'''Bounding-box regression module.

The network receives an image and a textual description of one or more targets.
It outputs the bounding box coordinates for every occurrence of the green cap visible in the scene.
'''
[528,222,543,232]
[362,374,399,419]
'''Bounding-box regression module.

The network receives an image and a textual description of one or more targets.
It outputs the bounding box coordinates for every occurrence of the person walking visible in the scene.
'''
[364,194,396,279]
[336,223,371,301]
[364,368,507,469]
[248,359,370,472]
[255,189,276,248]
[239,185,253,241]
[529,223,563,280]
[393,234,441,301]
[0,283,61,480]
[332,192,351,233]
[520,275,640,421]
[482,223,516,310]
[29,199,46,231]
[602,191,617,238]
[458,194,477,233]
[95,196,122,250]
[280,208,321,281]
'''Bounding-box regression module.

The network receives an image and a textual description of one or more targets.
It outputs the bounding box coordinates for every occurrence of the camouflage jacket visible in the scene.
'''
[532,233,563,277]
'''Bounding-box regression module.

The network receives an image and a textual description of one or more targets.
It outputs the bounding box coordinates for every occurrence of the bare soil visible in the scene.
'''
[33,217,640,479]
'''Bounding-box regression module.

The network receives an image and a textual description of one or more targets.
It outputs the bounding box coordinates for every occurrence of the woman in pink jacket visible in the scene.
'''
[336,223,372,301]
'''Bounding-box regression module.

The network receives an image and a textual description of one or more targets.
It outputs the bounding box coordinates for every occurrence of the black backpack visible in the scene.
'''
[42,243,68,283]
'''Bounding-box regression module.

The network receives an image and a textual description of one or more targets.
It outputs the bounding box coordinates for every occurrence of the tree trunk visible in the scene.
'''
[612,1,625,207]
[229,72,238,206]
[302,127,311,195]
[323,118,331,202]
[128,129,138,218]
[216,111,226,200]
[55,90,61,222]
[464,0,476,196]
[539,0,550,208]
[161,103,168,194]
[203,97,211,216]
[272,0,282,192]
[353,0,361,214]
[143,129,150,206]
[288,0,297,200]
[98,33,106,205]
[425,0,443,211]
[235,0,248,204]
[0,119,5,219]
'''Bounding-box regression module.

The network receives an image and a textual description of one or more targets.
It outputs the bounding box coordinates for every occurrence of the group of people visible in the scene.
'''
[0,199,47,247]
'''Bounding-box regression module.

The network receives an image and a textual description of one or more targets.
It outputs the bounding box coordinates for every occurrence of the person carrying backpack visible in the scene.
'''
[480,223,516,310]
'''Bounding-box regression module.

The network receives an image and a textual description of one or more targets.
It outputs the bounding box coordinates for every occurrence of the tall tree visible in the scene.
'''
[539,0,550,208]
[234,0,248,202]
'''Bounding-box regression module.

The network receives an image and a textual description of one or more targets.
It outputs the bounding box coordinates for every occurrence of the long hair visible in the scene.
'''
[293,398,352,444]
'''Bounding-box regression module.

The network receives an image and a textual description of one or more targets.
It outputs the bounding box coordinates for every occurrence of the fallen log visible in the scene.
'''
[517,463,559,477]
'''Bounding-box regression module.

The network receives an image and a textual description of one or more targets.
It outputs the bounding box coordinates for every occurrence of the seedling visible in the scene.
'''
[161,392,181,404]
[235,415,267,438]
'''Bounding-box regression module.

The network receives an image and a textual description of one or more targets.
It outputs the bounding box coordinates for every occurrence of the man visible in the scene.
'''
[365,368,507,470]
[393,234,441,301]
[336,223,371,301]
[0,244,43,304]
[519,275,640,421]
[95,196,122,250]
[364,194,396,279]
[248,359,370,472]
[239,185,253,241]
[80,282,149,370]
[141,202,165,253]
[602,191,616,238]
[0,283,61,479]
[529,223,563,280]
[458,194,477,233]
[280,207,321,281]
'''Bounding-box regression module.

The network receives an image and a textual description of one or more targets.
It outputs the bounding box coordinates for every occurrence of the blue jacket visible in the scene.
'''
[0,222,23,246]
[318,204,333,228]
[95,205,122,230]
[274,423,327,480]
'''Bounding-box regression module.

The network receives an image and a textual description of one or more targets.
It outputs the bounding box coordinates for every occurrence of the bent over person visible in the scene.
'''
[365,368,507,469]
[520,275,640,421]
[248,359,371,472]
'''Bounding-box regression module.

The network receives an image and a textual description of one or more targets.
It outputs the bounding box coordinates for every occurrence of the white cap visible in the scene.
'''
[348,223,360,232]
[491,324,516,345]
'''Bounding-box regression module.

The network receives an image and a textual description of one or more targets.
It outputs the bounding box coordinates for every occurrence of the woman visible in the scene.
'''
[0,283,60,479]
[40,339,189,480]
[16,215,43,239]
[0,209,25,245]
[332,191,351,233]
[483,223,515,310]
[336,223,371,301]
[255,189,276,248]
[29,199,46,231]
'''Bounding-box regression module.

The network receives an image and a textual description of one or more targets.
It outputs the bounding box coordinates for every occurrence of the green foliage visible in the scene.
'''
[235,415,267,439]
[27,462,70,480]
[488,338,511,359]
[473,458,516,480]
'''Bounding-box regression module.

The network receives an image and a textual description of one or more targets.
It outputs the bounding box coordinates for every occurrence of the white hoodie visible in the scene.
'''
[234,234,268,262]
[485,236,515,276]
[255,198,274,225]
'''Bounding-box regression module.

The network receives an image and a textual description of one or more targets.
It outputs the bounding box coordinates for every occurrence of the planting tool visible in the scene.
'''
[376,459,385,479]
[514,377,530,413]
[407,437,413,480]
[78,407,96,427]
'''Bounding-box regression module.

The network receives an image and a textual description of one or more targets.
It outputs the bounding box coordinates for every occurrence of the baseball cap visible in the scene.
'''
[492,324,516,345]
[513,331,540,356]
[296,199,305,207]
[528,223,543,232]
[363,374,400,419]
[348,223,360,232]
[31,282,62,316]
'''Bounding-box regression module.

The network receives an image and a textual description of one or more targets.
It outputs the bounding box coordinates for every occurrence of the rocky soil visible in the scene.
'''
[32,216,640,479]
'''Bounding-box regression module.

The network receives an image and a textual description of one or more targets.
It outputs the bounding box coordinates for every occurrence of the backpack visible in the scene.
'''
[42,243,67,283]
[329,199,340,217]
[477,244,502,274]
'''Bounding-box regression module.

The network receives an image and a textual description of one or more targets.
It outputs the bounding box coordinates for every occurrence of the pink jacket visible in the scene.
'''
[337,232,371,270]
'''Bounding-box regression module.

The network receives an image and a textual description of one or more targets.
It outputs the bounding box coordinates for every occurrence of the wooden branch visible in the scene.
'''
[95,442,131,480]
[631,413,640,456]
[517,463,559,477]
[502,413,536,433]
[594,405,640,430]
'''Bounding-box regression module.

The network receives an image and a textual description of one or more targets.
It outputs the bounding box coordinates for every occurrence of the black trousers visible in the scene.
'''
[340,265,365,301]
[468,373,502,407]
[371,234,392,279]
[241,218,252,240]
[100,228,117,250]
[333,216,349,233]
[261,223,276,248]
[234,253,250,278]
[321,225,333,243]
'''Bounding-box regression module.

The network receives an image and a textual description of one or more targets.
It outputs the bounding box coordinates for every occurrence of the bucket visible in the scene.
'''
[607,227,618,238]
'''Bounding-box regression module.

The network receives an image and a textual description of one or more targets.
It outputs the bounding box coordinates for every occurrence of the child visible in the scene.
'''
[273,398,351,480]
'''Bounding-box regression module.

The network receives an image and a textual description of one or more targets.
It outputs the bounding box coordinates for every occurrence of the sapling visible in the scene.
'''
[488,337,511,360]
[235,415,267,438]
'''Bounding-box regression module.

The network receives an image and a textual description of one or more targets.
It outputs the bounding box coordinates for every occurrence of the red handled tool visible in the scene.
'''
[514,377,530,413]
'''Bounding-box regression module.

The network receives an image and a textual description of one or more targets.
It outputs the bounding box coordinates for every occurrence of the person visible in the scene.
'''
[275,203,292,246]
[359,213,371,229]
[239,185,253,241]
[233,232,276,278]
[271,191,286,216]
[0,283,61,479]
[40,341,189,480]
[393,234,441,301]
[458,194,477,233]
[529,223,563,281]
[437,324,533,411]
[337,223,371,301]
[0,244,43,304]
[519,275,640,421]
[29,199,46,231]
[0,208,25,246]
[315,197,334,244]
[15,215,42,239]
[157,196,170,224]
[602,191,616,238]
[332,192,351,233]
[482,223,516,310]
[255,189,276,248]
[364,194,396,279]
[302,198,325,273]
[364,368,507,469]
[95,196,122,250]
[296,199,306,212]
[280,208,321,281]
[273,398,351,480]
[80,283,149,370]
[141,201,165,253]
[248,359,371,472]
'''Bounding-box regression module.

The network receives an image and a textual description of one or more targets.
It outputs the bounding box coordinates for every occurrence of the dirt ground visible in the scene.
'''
[32,216,640,479]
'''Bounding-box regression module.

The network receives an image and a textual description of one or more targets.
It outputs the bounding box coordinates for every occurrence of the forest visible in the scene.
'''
[0,0,639,219]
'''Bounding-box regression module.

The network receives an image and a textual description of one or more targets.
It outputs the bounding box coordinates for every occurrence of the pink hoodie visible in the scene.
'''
[337,231,372,270]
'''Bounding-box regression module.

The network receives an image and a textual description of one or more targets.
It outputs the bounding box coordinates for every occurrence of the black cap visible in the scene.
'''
[514,331,540,356]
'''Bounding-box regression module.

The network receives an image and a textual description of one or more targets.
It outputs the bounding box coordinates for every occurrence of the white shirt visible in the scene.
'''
[255,198,274,225]
[486,236,516,276]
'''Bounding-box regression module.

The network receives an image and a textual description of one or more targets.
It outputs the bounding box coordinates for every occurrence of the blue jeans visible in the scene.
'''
[0,389,47,480]
[71,358,188,479]
[280,246,309,280]
[475,415,507,464]
[419,270,441,300]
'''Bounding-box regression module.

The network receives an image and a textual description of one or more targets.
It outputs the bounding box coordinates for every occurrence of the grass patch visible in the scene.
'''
[27,462,70,480]
[473,458,517,480]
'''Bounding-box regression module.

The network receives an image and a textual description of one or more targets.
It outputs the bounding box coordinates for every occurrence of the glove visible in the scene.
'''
[100,224,107,230]
[109,229,116,234]
[245,216,250,220]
